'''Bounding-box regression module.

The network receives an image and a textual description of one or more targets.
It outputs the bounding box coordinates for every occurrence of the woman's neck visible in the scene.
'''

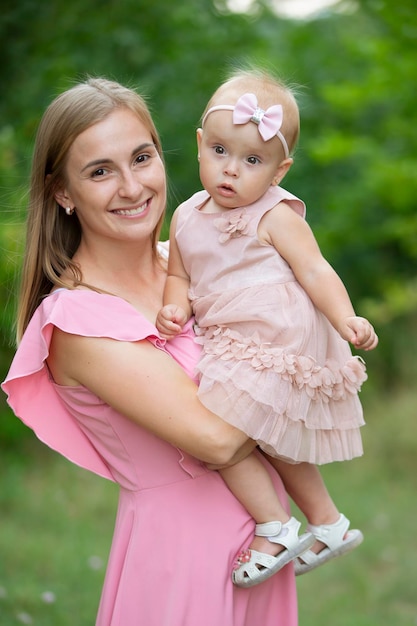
[69,238,167,321]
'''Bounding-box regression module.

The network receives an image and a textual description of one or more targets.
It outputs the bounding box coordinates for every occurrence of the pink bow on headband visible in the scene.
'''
[201,92,290,157]
[233,93,284,142]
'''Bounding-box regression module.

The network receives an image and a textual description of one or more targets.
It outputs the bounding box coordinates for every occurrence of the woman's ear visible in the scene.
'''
[54,187,72,209]
[46,174,71,208]
[272,157,293,186]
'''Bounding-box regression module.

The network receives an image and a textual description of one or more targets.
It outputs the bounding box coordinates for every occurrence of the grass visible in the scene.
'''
[0,443,117,625]
[295,388,417,626]
[0,388,416,625]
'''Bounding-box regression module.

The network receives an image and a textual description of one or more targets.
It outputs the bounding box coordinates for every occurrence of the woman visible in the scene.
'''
[1,78,297,625]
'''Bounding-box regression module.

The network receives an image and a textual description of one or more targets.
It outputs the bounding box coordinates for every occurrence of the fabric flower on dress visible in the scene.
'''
[199,325,368,402]
[213,211,252,243]
[341,357,368,394]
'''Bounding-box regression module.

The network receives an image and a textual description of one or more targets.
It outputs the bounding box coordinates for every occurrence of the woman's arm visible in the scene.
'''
[48,328,256,465]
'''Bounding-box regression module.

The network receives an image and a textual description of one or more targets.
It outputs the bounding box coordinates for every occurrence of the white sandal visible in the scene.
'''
[294,513,364,576]
[232,517,315,588]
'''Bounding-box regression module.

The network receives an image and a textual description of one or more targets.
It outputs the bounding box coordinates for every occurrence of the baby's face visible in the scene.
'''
[197,111,286,212]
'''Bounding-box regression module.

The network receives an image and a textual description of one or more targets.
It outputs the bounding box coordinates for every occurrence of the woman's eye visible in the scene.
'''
[134,153,149,165]
[91,168,107,178]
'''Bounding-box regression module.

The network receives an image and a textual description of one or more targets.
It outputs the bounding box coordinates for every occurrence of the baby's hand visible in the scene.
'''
[340,316,378,351]
[156,304,189,339]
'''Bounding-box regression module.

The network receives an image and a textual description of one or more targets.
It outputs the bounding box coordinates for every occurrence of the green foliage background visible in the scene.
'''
[0,2,416,624]
[0,4,416,405]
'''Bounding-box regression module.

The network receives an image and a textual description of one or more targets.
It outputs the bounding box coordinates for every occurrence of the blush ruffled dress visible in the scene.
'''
[175,186,367,465]
[1,288,297,626]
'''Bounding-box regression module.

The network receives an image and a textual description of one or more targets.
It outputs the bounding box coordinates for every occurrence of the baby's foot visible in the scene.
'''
[232,518,315,588]
[249,533,286,558]
[294,514,364,575]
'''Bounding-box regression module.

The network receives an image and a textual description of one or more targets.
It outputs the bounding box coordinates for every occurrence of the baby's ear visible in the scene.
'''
[272,158,293,185]
[196,128,203,160]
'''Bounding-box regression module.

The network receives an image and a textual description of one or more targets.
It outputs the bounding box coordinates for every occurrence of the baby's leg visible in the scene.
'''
[265,458,339,526]
[267,458,345,556]
[220,453,291,557]
[221,454,317,586]
[266,457,363,573]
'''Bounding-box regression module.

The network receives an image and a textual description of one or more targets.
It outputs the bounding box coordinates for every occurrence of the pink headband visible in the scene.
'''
[201,92,289,158]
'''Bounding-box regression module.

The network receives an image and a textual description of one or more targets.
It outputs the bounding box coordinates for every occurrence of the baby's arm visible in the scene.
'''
[259,203,378,351]
[156,210,193,339]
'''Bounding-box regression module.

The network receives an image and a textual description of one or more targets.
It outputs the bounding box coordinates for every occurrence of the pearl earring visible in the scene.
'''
[65,206,74,216]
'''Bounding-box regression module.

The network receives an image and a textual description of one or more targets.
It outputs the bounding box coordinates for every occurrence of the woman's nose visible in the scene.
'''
[119,170,143,197]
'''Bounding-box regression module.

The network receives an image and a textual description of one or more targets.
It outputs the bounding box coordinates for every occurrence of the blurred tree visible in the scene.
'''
[0,0,416,441]
[279,0,417,306]
[267,0,417,382]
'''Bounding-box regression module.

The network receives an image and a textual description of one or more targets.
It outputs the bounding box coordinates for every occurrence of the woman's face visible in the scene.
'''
[55,107,166,247]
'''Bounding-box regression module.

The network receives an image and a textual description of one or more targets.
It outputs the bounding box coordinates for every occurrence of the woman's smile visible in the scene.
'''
[111,199,150,216]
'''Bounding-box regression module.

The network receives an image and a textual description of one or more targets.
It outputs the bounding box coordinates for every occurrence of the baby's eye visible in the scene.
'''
[247,156,260,165]
[214,145,225,155]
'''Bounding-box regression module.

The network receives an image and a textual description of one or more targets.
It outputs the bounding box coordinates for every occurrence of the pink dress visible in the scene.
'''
[1,289,297,626]
[175,186,367,465]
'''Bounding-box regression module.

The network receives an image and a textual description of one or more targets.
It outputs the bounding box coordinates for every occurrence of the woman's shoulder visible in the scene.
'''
[18,288,199,381]
[1,290,162,391]
[38,288,158,342]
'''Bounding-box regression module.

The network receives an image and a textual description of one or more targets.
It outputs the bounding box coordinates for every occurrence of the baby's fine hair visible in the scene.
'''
[202,68,300,154]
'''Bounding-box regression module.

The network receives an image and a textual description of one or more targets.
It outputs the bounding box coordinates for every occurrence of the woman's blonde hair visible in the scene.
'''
[17,77,165,342]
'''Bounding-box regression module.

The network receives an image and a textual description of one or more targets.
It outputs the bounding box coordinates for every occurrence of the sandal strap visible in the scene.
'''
[255,517,302,550]
[307,513,350,550]
[294,548,318,566]
[255,520,282,537]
